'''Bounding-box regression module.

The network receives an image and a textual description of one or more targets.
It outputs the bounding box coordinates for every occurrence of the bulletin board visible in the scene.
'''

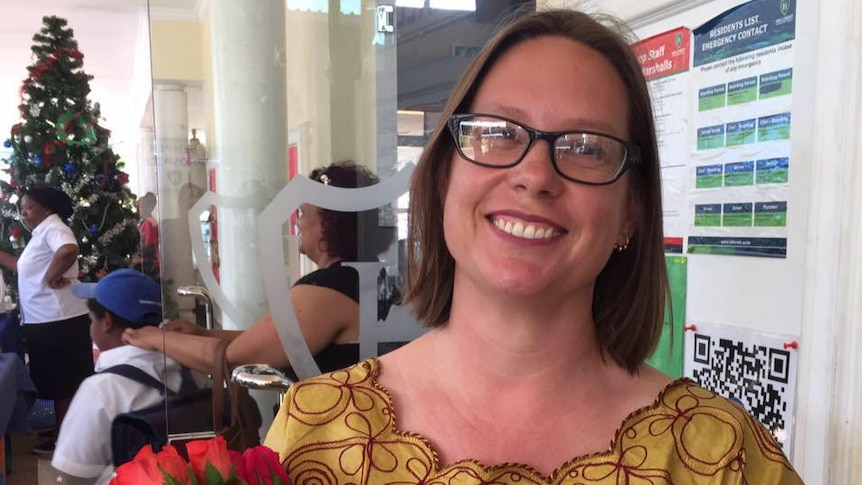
[630,0,807,457]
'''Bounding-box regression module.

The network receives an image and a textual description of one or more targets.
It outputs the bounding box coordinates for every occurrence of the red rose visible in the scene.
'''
[186,435,233,483]
[110,445,190,484]
[236,446,290,485]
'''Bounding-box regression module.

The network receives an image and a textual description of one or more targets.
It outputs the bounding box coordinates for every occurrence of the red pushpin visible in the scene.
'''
[783,341,798,350]
[683,324,698,332]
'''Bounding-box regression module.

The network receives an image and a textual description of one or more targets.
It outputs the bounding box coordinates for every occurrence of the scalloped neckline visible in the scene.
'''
[363,357,693,481]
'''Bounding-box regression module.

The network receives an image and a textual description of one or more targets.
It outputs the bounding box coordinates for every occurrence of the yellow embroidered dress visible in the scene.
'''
[265,359,803,484]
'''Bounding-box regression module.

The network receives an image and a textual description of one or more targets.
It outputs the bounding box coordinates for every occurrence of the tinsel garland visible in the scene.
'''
[19,48,83,106]
[78,217,136,276]
[67,176,92,200]
[79,253,99,274]
[97,217,136,246]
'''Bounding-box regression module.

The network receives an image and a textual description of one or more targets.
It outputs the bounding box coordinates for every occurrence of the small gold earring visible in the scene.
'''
[614,235,630,253]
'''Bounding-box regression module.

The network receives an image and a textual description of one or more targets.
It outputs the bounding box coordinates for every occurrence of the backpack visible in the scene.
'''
[104,342,262,467]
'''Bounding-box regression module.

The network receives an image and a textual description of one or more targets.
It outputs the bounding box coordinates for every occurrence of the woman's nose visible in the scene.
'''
[507,138,563,196]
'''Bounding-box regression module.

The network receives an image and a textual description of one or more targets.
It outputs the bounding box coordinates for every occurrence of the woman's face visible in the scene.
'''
[20,195,52,231]
[442,36,636,302]
[297,203,325,263]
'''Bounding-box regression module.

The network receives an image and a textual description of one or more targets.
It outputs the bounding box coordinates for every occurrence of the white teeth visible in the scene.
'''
[512,221,524,237]
[492,217,558,240]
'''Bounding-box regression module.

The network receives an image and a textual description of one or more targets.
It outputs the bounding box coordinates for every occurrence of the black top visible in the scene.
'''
[294,262,359,303]
[292,262,359,373]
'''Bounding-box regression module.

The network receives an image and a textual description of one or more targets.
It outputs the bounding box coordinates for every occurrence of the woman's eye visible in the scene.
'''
[574,142,601,156]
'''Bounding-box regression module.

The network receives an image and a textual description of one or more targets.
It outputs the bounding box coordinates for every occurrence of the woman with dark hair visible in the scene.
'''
[263,9,802,484]
[123,161,397,375]
[0,185,90,454]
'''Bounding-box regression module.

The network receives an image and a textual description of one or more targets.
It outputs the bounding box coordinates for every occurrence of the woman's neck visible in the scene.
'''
[437,274,607,385]
[314,253,342,269]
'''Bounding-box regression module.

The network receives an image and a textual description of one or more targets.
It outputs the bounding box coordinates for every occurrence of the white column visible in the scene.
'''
[211,0,287,330]
[153,83,196,318]
[804,0,862,483]
[136,127,157,196]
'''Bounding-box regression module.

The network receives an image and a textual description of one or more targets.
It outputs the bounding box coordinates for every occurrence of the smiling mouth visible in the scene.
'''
[490,216,562,240]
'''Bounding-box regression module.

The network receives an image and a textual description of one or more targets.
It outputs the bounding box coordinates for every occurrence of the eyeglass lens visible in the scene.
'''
[452,115,630,184]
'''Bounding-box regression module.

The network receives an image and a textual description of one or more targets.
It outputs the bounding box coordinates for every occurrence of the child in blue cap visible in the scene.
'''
[50,269,185,484]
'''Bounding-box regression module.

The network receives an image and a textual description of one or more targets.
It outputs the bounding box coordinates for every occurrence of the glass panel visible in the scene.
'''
[0,0,541,477]
[138,0,536,467]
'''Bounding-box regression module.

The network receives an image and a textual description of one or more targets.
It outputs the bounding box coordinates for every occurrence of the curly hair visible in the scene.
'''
[23,185,75,221]
[309,161,396,261]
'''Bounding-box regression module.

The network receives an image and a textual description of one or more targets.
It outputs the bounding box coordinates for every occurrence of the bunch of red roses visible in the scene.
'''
[109,436,290,485]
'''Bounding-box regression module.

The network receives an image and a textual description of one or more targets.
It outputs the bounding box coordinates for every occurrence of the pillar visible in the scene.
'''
[210,0,288,330]
[153,83,199,319]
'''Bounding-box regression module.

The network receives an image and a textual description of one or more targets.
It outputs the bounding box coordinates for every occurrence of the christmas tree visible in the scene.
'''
[0,16,142,297]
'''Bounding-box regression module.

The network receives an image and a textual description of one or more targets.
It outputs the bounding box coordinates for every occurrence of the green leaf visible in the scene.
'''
[204,462,228,485]
[160,466,184,485]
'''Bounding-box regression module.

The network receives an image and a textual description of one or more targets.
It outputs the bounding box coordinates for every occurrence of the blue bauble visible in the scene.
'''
[34,156,42,165]
[2,140,10,148]
[89,224,99,234]
[64,163,75,173]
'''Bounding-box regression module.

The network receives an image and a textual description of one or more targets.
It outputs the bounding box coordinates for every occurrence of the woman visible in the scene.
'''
[263,10,803,484]
[123,161,396,375]
[0,185,90,454]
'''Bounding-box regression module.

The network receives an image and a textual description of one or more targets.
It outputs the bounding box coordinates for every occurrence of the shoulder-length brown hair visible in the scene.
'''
[403,9,668,373]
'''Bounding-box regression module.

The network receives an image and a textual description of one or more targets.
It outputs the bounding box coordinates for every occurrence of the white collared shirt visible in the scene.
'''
[51,345,186,483]
[17,213,87,323]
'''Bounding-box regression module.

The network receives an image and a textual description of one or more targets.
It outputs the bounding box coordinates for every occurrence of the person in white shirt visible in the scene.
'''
[49,268,183,484]
[0,185,90,454]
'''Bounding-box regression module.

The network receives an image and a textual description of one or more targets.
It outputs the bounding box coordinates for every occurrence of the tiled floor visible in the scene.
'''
[7,432,42,485]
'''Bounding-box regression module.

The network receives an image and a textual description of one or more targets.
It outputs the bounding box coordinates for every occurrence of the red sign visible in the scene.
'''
[632,27,691,81]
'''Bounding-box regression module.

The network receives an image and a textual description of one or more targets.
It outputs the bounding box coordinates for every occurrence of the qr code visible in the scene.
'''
[686,329,797,454]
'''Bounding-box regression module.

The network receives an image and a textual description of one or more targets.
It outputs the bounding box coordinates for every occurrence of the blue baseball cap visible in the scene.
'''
[72,269,162,326]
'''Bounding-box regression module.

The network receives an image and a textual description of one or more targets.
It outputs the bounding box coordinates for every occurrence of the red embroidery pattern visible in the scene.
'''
[270,360,801,485]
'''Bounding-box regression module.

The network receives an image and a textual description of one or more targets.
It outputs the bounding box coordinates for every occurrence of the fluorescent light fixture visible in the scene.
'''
[430,0,475,10]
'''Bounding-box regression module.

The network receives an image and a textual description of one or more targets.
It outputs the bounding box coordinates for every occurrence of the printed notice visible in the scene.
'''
[687,0,795,258]
[633,28,692,253]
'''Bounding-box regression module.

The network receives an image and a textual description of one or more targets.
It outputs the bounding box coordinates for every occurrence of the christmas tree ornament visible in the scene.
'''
[64,162,75,173]
[34,155,42,164]
[89,224,99,234]
[29,104,40,116]
[24,135,32,143]
[2,140,10,148]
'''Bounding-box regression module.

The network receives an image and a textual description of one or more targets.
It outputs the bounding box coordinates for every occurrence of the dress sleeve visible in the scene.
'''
[738,411,805,484]
[263,385,296,462]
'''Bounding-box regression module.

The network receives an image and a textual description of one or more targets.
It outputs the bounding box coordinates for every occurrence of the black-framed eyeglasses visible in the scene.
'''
[447,113,640,185]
